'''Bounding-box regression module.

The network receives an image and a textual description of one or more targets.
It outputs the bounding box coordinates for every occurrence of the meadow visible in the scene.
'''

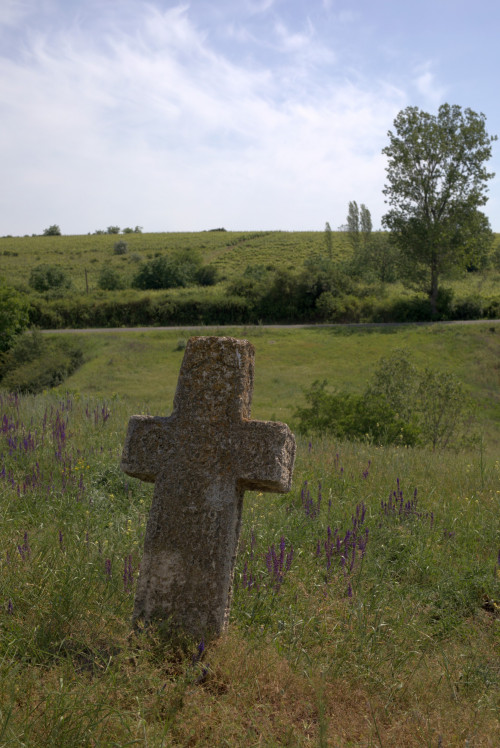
[0,323,499,746]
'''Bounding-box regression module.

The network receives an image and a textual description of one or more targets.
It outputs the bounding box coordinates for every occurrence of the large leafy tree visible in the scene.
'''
[382,104,496,315]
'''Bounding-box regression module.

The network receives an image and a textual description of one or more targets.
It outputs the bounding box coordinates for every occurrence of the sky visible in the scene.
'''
[1,0,499,236]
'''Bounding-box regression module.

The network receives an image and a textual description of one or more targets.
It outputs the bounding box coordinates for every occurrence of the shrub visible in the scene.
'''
[315,292,362,323]
[451,297,483,320]
[113,240,128,255]
[294,380,420,446]
[29,264,71,293]
[373,296,433,323]
[484,298,500,319]
[107,226,120,234]
[132,250,203,290]
[98,267,125,291]
[300,253,354,306]
[257,269,304,321]
[195,265,219,286]
[295,351,476,450]
[371,349,475,449]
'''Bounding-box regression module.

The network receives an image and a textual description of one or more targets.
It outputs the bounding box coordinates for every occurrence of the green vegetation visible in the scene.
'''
[29,264,72,294]
[295,350,475,449]
[1,229,498,328]
[42,224,61,236]
[6,324,493,454]
[0,281,29,352]
[0,386,498,745]
[132,249,204,290]
[0,329,84,394]
[382,104,497,314]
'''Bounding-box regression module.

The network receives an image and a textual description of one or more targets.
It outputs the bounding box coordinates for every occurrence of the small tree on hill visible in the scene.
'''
[346,201,360,250]
[346,202,372,251]
[360,204,372,236]
[324,222,333,258]
[42,225,61,236]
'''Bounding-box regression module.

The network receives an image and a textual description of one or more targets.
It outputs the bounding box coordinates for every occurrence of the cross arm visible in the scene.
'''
[237,420,296,493]
[121,415,172,483]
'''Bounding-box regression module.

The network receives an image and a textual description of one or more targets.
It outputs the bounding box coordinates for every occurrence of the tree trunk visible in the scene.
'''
[429,256,439,317]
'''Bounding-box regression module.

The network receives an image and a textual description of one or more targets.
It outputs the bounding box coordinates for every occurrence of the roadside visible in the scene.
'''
[40,319,500,333]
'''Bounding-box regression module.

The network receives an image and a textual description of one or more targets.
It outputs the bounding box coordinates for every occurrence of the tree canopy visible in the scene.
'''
[42,225,61,236]
[382,104,497,314]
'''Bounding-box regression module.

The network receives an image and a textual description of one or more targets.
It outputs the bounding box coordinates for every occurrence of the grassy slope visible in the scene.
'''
[2,230,499,299]
[57,322,500,450]
[1,231,341,292]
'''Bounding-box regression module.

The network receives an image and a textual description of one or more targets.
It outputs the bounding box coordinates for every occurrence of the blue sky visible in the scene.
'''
[1,0,499,235]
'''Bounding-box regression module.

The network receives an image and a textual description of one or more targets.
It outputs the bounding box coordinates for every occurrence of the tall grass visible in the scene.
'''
[1,390,498,746]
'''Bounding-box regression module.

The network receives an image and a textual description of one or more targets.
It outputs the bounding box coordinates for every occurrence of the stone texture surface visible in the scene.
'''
[121,336,296,637]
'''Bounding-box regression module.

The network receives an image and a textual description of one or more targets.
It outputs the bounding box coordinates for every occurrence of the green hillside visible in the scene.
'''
[1,230,350,292]
[1,230,499,328]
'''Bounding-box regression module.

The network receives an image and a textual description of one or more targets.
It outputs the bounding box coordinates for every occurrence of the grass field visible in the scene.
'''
[2,230,499,301]
[53,321,500,450]
[0,384,498,746]
[1,231,346,293]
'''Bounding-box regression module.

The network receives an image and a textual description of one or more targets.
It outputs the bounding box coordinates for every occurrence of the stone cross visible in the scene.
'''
[121,336,296,638]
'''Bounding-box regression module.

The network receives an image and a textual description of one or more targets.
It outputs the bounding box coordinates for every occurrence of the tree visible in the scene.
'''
[324,222,333,258]
[42,225,61,236]
[382,104,497,315]
[360,204,372,236]
[346,201,372,252]
[29,264,71,293]
[98,267,124,290]
[346,201,360,250]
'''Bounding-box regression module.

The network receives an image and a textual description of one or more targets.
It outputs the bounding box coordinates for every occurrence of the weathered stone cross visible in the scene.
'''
[121,336,296,638]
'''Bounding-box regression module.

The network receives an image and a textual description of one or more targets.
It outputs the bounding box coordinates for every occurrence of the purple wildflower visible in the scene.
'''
[265,537,293,590]
[17,532,31,561]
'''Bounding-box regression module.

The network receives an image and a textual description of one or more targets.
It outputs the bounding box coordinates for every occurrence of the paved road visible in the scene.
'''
[41,319,500,334]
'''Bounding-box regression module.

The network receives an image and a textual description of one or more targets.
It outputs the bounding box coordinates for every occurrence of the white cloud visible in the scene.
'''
[0,0,33,26]
[0,2,435,234]
[413,64,447,107]
[246,0,276,15]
